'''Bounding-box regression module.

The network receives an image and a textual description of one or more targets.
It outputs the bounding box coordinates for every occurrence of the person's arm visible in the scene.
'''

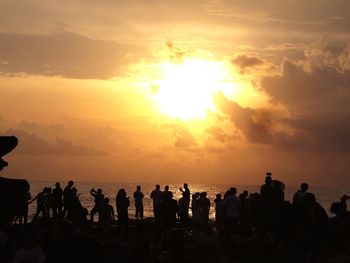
[29,193,39,204]
[90,189,97,197]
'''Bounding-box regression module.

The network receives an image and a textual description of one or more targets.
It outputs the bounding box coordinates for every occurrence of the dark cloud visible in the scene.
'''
[5,129,108,156]
[231,54,265,73]
[0,31,143,79]
[260,37,350,151]
[214,92,273,143]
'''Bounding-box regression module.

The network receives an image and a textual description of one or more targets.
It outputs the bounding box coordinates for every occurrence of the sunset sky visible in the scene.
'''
[1,0,350,186]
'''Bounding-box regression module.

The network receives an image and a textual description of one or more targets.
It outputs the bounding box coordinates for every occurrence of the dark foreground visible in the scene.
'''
[1,216,350,263]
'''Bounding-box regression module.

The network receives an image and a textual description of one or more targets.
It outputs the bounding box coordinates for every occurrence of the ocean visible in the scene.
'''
[27,181,346,220]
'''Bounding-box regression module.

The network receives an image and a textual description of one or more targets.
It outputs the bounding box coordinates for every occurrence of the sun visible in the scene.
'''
[151,59,233,120]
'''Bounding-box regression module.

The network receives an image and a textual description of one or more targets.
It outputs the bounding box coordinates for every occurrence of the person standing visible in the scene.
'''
[90,188,104,223]
[52,182,63,218]
[133,186,144,220]
[223,187,241,235]
[62,181,74,217]
[150,184,163,223]
[31,188,47,222]
[214,193,224,226]
[116,188,130,227]
[179,183,190,219]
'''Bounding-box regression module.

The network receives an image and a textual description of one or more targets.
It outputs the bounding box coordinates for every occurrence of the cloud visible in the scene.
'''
[5,129,108,156]
[164,122,197,148]
[205,126,238,143]
[17,121,65,141]
[231,54,265,73]
[214,92,273,143]
[0,31,144,79]
[260,36,350,151]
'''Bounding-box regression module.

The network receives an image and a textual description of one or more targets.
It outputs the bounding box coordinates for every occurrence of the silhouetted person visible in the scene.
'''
[150,184,163,223]
[133,185,144,220]
[90,188,104,223]
[340,194,349,211]
[67,187,87,225]
[239,190,249,222]
[295,192,328,262]
[178,192,190,225]
[330,195,350,226]
[0,136,18,171]
[31,188,47,222]
[260,173,272,199]
[14,189,31,225]
[191,192,200,222]
[180,183,190,203]
[293,183,309,206]
[246,192,261,226]
[179,183,190,217]
[116,188,129,227]
[101,197,114,225]
[62,181,74,217]
[260,173,285,229]
[224,187,241,236]
[163,192,178,227]
[214,193,224,226]
[162,185,173,201]
[45,187,53,218]
[197,192,210,225]
[52,182,63,218]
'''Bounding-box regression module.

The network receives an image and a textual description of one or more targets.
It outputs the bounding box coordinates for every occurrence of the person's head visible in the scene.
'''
[301,183,309,192]
[117,188,126,198]
[137,185,141,191]
[165,185,169,191]
[104,197,109,204]
[47,187,52,193]
[184,183,188,188]
[216,193,221,200]
[330,202,343,216]
[200,192,207,198]
[68,181,74,187]
[55,182,60,188]
[230,187,237,195]
[243,190,248,197]
[156,184,160,190]
[97,188,102,194]
[265,175,272,184]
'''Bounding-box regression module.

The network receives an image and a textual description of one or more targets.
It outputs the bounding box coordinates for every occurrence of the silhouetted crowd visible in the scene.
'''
[1,174,350,263]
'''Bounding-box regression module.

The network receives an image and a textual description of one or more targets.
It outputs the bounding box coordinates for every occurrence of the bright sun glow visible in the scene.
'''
[152,59,234,120]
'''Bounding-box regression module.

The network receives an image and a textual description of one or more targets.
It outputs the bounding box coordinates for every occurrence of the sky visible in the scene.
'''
[1,0,350,186]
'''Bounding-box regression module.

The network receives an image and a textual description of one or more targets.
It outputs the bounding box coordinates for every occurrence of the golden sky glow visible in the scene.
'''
[151,59,234,120]
[1,0,350,186]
